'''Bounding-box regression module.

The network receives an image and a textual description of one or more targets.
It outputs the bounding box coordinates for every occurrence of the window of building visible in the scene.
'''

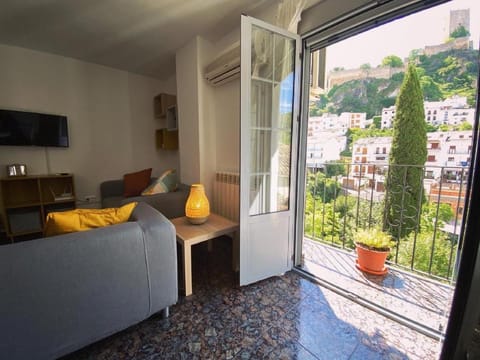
[431,142,439,149]
[427,155,436,162]
[448,157,455,162]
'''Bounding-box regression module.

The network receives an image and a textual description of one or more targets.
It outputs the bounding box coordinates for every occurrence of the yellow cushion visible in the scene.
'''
[44,202,137,237]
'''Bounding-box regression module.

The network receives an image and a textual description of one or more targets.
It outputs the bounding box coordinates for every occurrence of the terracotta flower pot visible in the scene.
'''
[355,244,390,275]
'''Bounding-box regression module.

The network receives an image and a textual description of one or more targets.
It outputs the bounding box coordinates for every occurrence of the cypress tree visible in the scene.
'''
[384,63,427,238]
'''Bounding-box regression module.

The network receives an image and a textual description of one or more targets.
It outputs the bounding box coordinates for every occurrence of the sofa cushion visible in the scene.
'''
[123,168,152,197]
[44,202,137,237]
[142,169,178,195]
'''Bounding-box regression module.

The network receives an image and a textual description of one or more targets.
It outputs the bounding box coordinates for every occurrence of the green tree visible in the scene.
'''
[382,55,403,68]
[373,116,382,129]
[307,172,341,203]
[457,121,473,131]
[450,25,470,39]
[324,161,346,177]
[384,63,427,238]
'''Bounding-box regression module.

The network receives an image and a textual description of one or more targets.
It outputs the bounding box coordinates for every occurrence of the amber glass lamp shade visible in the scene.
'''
[185,184,210,224]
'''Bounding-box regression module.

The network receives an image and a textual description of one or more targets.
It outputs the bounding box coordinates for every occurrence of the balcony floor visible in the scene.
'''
[301,237,455,336]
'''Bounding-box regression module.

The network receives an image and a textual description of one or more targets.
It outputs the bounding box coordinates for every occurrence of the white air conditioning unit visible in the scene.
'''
[205,42,240,86]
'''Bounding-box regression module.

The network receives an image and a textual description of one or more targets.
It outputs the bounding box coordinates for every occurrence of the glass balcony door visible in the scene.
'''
[239,15,300,286]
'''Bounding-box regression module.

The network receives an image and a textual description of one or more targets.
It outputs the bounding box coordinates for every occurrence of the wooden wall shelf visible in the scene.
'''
[154,93,176,119]
[156,129,178,150]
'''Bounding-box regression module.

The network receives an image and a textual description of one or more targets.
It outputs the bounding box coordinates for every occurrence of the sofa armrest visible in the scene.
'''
[130,203,178,314]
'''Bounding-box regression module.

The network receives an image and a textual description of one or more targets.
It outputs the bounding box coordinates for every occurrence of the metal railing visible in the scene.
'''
[304,161,468,282]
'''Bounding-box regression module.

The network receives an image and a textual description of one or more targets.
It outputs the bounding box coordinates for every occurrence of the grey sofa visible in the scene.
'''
[0,202,178,360]
[101,178,189,219]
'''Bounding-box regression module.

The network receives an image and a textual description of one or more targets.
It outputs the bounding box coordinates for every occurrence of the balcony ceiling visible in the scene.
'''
[0,0,289,80]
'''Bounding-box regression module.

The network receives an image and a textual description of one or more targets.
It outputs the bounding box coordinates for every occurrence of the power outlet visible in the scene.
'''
[85,195,96,202]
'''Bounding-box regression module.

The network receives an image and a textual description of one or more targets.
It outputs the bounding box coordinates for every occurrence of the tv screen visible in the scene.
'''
[0,109,69,147]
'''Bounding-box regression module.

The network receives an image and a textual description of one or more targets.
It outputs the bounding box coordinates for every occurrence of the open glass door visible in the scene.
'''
[239,15,300,285]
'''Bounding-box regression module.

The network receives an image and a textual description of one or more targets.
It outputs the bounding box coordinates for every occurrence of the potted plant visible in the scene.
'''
[354,228,395,275]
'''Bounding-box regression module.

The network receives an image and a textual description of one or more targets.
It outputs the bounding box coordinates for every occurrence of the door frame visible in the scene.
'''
[293,0,480,357]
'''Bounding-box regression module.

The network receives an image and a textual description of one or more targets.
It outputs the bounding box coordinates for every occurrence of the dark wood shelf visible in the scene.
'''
[0,174,76,243]
[43,198,76,206]
[4,202,42,209]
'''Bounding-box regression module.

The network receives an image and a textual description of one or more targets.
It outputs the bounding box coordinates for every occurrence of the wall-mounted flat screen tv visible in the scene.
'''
[0,109,69,147]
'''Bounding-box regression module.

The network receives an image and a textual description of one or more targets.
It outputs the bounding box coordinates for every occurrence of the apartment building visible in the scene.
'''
[308,112,369,135]
[306,132,347,167]
[381,96,475,129]
[308,114,348,134]
[350,131,473,179]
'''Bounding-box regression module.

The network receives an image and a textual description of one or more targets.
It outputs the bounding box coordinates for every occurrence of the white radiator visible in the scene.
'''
[213,172,240,222]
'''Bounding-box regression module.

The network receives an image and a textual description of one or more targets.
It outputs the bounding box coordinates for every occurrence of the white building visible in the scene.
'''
[381,96,475,129]
[340,112,368,129]
[308,114,347,134]
[351,137,392,177]
[381,106,396,129]
[308,112,368,134]
[350,130,473,180]
[306,131,347,167]
[426,131,473,178]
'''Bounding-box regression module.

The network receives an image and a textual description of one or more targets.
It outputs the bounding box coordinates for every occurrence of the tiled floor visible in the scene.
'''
[302,238,454,335]
[66,237,441,359]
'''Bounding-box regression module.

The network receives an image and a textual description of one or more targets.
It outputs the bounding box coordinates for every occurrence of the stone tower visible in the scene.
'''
[449,9,470,35]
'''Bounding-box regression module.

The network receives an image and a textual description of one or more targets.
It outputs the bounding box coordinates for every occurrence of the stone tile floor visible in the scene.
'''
[65,237,442,359]
[302,238,454,335]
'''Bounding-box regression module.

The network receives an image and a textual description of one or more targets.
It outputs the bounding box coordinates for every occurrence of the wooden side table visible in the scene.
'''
[171,213,239,296]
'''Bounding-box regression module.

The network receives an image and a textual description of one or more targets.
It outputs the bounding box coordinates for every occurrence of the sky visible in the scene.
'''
[325,0,480,72]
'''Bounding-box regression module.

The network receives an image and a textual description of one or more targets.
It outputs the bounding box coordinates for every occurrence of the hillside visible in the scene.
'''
[310,48,479,118]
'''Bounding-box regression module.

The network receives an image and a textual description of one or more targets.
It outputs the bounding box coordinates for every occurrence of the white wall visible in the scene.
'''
[176,37,201,188]
[214,79,240,172]
[0,44,178,202]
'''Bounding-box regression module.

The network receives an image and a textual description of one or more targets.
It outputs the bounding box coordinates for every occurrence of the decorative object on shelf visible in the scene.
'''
[354,228,395,276]
[185,184,210,224]
[6,164,27,177]
[49,185,74,202]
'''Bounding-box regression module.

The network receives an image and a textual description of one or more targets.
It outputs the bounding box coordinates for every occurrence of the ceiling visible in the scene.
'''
[0,0,283,80]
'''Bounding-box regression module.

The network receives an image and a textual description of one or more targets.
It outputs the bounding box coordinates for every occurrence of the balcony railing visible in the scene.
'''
[304,162,467,282]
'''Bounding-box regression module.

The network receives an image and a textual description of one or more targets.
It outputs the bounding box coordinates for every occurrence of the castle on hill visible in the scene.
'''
[323,9,472,90]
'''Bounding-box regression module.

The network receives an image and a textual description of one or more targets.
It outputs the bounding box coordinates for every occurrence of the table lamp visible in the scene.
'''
[185,184,210,224]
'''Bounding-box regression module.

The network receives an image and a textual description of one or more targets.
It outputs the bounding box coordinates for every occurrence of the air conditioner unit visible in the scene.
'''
[205,42,240,86]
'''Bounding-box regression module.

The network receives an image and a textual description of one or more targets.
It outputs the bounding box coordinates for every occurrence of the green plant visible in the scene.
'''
[384,62,427,238]
[354,228,395,251]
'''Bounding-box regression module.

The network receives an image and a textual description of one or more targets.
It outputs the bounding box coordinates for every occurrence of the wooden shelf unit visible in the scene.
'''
[154,93,176,119]
[156,129,179,150]
[0,174,76,242]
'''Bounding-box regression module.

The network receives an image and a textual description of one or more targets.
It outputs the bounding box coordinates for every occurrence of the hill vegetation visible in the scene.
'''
[310,48,479,118]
